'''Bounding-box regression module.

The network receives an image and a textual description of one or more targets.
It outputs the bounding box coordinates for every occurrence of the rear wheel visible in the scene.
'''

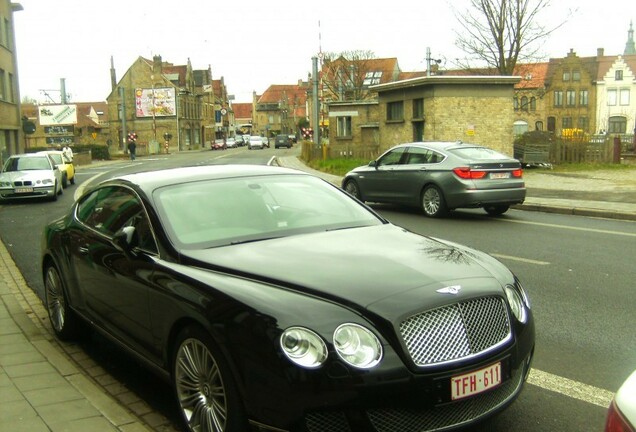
[44,264,81,340]
[484,205,510,216]
[173,326,247,432]
[62,174,68,188]
[422,185,448,218]
[70,175,75,185]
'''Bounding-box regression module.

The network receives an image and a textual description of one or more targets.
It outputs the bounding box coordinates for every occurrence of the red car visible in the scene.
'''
[211,139,227,150]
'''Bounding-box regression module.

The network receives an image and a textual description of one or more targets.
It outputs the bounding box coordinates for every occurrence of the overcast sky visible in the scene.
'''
[12,0,634,104]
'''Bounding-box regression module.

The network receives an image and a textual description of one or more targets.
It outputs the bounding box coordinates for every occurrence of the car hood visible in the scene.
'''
[181,224,507,311]
[0,170,56,181]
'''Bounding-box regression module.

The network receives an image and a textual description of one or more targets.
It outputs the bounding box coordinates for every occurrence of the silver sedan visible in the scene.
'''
[342,141,526,217]
[0,153,64,201]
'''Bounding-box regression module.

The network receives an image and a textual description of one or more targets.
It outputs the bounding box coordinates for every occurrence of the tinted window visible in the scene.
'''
[449,147,510,160]
[378,147,406,166]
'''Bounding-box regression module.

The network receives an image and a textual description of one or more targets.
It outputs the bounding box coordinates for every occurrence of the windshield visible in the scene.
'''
[153,174,383,249]
[3,156,51,172]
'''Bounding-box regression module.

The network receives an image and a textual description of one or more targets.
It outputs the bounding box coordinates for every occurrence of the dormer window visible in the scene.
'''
[363,71,382,86]
[615,70,623,80]
[562,70,570,81]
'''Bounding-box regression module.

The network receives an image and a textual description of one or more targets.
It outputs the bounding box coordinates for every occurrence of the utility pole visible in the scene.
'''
[312,56,320,145]
[119,86,127,151]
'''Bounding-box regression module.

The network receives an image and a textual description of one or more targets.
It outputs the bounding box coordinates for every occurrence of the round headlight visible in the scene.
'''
[505,285,527,323]
[333,324,382,369]
[280,327,327,369]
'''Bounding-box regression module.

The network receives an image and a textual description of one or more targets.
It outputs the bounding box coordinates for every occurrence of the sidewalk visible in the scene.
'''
[1,150,634,432]
[274,154,636,221]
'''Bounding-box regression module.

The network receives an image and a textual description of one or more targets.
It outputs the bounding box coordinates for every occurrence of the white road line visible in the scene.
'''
[502,218,636,237]
[491,254,550,265]
[528,369,614,408]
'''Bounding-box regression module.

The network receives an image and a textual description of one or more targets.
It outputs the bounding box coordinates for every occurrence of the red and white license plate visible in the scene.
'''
[490,172,510,179]
[451,362,501,400]
[14,187,34,193]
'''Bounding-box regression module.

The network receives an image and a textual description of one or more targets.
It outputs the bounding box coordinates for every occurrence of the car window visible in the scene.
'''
[377,147,406,166]
[76,186,157,253]
[405,147,433,164]
[450,147,510,160]
[49,154,64,165]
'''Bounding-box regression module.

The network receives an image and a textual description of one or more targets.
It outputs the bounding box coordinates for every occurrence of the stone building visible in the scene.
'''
[0,0,22,160]
[253,82,309,138]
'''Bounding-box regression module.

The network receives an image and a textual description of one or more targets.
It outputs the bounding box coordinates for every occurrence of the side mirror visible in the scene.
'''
[368,160,378,168]
[112,226,137,254]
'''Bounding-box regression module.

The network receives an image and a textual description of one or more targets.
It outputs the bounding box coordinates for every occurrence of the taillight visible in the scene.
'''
[512,169,523,178]
[452,167,487,179]
[605,400,635,432]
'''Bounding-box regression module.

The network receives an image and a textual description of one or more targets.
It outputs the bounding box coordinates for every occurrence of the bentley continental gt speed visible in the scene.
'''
[41,164,535,432]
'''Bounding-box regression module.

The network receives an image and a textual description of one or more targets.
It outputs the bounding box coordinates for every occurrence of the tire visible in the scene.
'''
[422,185,448,218]
[44,264,81,340]
[484,205,510,216]
[70,175,75,185]
[62,174,68,189]
[343,179,362,200]
[173,326,247,432]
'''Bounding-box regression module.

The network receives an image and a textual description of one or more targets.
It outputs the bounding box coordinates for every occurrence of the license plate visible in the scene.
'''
[14,187,34,193]
[490,172,510,179]
[451,362,501,400]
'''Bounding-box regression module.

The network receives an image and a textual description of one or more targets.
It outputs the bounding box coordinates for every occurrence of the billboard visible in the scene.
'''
[38,105,78,126]
[135,87,176,117]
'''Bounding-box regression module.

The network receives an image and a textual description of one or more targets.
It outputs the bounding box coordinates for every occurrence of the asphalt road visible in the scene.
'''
[1,146,634,432]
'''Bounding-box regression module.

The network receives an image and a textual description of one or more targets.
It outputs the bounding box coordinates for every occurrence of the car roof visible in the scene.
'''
[393,141,481,152]
[100,164,309,194]
[9,153,51,159]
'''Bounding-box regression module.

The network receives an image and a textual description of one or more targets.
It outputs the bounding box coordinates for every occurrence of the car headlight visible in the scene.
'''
[504,284,528,323]
[333,323,382,369]
[280,327,327,369]
[41,179,54,185]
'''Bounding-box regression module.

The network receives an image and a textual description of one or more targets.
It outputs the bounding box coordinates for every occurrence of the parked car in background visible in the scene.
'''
[288,134,298,144]
[211,139,227,150]
[342,141,526,218]
[606,369,636,432]
[38,150,75,188]
[0,153,63,201]
[275,134,292,149]
[225,137,238,148]
[248,136,266,150]
[41,164,534,432]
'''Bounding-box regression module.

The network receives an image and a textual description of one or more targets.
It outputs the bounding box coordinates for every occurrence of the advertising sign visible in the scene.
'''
[135,87,176,118]
[38,105,78,126]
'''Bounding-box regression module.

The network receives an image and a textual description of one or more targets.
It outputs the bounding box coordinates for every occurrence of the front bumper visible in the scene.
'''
[0,186,55,200]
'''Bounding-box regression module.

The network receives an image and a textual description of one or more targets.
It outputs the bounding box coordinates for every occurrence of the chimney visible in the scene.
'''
[153,55,162,74]
[110,56,117,91]
[597,48,605,57]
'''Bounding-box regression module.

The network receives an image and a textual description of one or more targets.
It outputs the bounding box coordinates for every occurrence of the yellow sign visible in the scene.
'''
[91,132,97,139]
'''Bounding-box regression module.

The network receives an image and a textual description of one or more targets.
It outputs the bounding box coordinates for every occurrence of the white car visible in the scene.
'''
[37,150,75,188]
[248,136,266,150]
[0,153,64,201]
[225,137,238,148]
[606,369,636,431]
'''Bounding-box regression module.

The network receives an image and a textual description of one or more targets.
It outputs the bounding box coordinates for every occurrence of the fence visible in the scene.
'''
[515,134,635,165]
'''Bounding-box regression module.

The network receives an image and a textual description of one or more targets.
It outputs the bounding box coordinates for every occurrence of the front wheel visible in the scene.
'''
[62,174,68,189]
[422,185,448,218]
[44,264,81,340]
[173,326,247,432]
[343,179,362,200]
[484,205,510,216]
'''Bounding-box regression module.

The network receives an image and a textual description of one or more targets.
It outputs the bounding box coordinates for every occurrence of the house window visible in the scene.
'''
[0,68,5,101]
[530,97,536,111]
[535,121,544,131]
[608,116,627,133]
[513,97,519,110]
[363,71,382,86]
[554,90,563,107]
[572,70,581,81]
[620,89,630,105]
[562,117,573,129]
[336,116,352,137]
[566,90,576,107]
[387,101,404,121]
[607,89,617,106]
[615,70,623,80]
[578,117,588,131]
[562,70,570,81]
[579,90,588,106]
[520,96,528,111]
[413,98,423,118]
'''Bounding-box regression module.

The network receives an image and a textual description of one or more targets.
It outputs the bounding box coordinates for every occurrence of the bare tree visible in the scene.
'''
[453,0,569,75]
[320,50,378,101]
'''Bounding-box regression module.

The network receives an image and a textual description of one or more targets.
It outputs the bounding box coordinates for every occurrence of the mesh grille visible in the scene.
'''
[400,297,511,366]
[368,362,526,432]
[305,411,352,432]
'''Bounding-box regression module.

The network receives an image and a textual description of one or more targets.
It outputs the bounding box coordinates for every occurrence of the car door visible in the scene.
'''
[358,147,407,202]
[69,186,158,356]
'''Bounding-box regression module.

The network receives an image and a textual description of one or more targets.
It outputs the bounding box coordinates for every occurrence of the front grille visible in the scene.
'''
[400,296,511,366]
[367,361,525,432]
[305,411,351,432]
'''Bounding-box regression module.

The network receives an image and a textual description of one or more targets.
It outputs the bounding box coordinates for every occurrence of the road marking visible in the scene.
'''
[502,219,636,237]
[491,254,550,265]
[528,369,614,408]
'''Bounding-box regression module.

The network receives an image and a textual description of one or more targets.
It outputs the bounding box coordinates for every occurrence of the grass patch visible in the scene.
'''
[305,158,370,176]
